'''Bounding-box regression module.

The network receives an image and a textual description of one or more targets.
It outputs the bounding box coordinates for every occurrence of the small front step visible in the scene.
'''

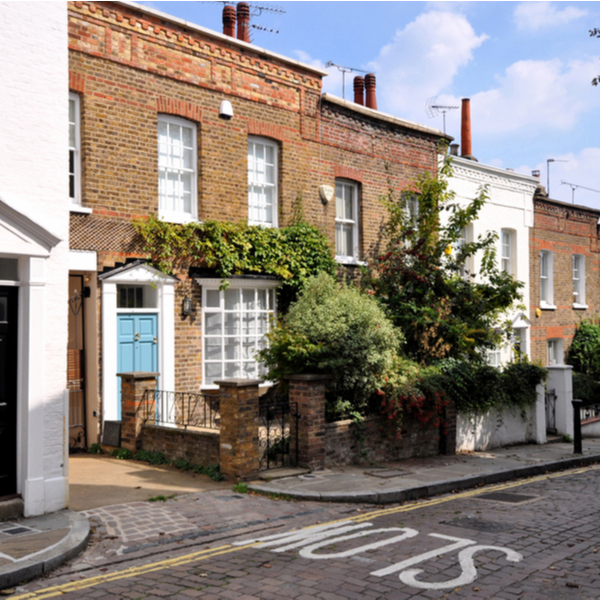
[0,497,23,522]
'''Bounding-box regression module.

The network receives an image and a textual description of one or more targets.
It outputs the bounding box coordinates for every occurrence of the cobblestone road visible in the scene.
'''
[12,465,600,600]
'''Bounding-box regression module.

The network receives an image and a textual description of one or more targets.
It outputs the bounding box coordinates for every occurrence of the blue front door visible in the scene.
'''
[117,314,158,419]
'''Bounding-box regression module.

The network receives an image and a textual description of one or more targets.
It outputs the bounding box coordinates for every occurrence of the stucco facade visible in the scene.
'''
[0,2,69,516]
[447,156,539,363]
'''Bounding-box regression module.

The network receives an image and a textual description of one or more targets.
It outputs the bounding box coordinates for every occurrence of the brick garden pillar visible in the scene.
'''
[288,374,327,470]
[217,379,262,482]
[118,372,158,452]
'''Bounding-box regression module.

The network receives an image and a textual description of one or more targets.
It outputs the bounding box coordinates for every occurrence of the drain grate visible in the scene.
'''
[441,517,512,533]
[477,492,537,503]
[2,526,35,536]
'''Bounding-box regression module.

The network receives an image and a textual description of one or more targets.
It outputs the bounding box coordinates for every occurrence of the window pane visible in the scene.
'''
[204,338,222,361]
[242,289,255,311]
[257,289,267,310]
[225,288,240,310]
[344,192,354,221]
[242,338,256,360]
[204,312,222,335]
[224,362,241,378]
[335,190,343,219]
[343,225,354,257]
[0,258,18,281]
[206,290,220,308]
[205,363,222,385]
[224,313,240,335]
[224,338,240,360]
[182,126,193,148]
[243,362,256,378]
[243,313,256,335]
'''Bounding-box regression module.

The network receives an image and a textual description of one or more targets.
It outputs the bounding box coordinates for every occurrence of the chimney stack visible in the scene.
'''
[236,2,251,43]
[449,143,459,157]
[365,73,377,110]
[223,5,236,37]
[460,98,477,161]
[353,76,365,106]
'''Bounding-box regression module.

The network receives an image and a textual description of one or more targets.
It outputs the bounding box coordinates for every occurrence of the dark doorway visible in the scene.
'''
[68,275,87,451]
[0,286,18,497]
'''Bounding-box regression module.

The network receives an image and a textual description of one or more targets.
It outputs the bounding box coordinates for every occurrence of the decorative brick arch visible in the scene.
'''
[156,97,202,123]
[246,118,285,142]
[334,165,363,183]
[69,71,85,94]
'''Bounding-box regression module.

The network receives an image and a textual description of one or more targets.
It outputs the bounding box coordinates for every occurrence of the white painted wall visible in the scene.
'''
[447,157,538,361]
[0,2,69,515]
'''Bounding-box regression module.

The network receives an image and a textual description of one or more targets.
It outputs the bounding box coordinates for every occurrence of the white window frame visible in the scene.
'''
[547,338,563,366]
[540,250,555,309]
[573,254,587,309]
[69,92,81,206]
[248,137,278,227]
[456,226,472,278]
[201,279,278,389]
[158,114,197,224]
[335,179,360,263]
[500,229,513,275]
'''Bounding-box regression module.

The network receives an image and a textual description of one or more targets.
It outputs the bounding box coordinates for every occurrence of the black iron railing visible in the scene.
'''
[580,402,600,425]
[141,389,220,430]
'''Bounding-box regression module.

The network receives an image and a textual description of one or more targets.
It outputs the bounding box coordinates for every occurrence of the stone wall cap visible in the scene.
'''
[215,378,264,387]
[287,374,329,382]
[117,372,160,379]
[547,365,573,371]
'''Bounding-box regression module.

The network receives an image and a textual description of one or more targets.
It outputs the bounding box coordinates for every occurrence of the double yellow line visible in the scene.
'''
[13,464,600,600]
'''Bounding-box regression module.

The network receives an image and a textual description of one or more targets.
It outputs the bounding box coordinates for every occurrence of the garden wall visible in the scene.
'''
[324,415,440,467]
[141,425,220,467]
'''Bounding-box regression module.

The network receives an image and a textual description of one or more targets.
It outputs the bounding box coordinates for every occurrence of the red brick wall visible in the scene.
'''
[529,196,600,364]
[141,425,220,466]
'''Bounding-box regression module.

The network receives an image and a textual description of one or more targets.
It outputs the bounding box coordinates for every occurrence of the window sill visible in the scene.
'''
[540,302,556,311]
[336,256,366,267]
[159,213,198,225]
[573,303,588,310]
[70,204,93,214]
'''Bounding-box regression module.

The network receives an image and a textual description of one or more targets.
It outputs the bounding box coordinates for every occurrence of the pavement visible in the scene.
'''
[1,438,600,591]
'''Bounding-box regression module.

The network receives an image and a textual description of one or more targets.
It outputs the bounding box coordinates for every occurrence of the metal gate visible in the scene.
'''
[258,400,299,471]
[545,388,556,434]
[68,279,87,451]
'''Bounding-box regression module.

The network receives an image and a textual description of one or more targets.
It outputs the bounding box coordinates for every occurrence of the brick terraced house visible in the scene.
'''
[529,190,600,366]
[66,0,449,445]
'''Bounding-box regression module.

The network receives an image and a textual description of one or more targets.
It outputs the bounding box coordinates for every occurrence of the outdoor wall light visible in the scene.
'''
[182,296,193,318]
[219,100,234,120]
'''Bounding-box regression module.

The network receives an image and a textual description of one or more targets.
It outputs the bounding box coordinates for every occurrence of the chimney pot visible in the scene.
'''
[365,73,377,110]
[353,76,365,106]
[223,5,236,37]
[237,2,250,43]
[460,98,477,161]
[532,170,540,178]
[450,143,459,157]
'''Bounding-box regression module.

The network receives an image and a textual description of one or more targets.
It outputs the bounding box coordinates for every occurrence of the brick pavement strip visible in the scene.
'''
[10,465,600,599]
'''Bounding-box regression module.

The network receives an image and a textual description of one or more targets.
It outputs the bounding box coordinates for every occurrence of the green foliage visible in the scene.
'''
[233,482,249,494]
[259,272,403,417]
[111,448,133,460]
[192,463,223,481]
[567,320,600,378]
[147,494,174,502]
[363,160,523,365]
[133,450,168,465]
[436,358,546,415]
[572,371,600,406]
[87,443,104,455]
[133,213,337,310]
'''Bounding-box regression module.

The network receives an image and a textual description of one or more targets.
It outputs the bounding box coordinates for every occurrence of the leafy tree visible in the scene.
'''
[363,159,523,364]
[259,272,403,417]
[567,319,600,377]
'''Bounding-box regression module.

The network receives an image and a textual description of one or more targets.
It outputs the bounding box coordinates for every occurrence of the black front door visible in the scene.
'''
[0,286,18,497]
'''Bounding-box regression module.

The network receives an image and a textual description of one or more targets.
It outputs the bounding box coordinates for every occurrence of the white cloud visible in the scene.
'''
[514,2,587,32]
[466,57,599,136]
[516,148,600,209]
[367,11,487,121]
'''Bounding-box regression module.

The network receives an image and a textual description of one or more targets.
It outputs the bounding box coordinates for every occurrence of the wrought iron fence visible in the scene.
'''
[545,388,557,434]
[258,401,299,471]
[141,389,220,430]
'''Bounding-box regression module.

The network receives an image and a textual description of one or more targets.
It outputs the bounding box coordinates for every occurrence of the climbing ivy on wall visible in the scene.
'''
[133,214,337,309]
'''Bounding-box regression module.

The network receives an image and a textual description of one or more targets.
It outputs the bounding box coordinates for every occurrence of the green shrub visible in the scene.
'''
[259,272,403,417]
[111,448,133,460]
[88,443,104,455]
[572,371,600,405]
[567,320,600,378]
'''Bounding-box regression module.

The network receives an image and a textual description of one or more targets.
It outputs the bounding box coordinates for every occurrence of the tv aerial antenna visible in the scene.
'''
[204,2,285,37]
[324,61,367,100]
[561,180,600,204]
[425,97,459,134]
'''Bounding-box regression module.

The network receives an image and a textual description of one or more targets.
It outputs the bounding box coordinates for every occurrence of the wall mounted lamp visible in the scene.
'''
[182,296,193,318]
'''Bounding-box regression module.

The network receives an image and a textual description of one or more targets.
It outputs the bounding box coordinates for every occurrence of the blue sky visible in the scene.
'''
[140,1,600,209]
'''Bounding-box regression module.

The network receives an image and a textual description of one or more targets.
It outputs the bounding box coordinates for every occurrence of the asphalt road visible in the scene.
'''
[12,465,600,600]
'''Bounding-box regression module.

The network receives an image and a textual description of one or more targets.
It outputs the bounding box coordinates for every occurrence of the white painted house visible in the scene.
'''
[446,100,539,364]
[0,2,69,516]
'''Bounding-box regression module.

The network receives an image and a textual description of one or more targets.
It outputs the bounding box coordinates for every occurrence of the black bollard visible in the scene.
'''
[572,399,583,454]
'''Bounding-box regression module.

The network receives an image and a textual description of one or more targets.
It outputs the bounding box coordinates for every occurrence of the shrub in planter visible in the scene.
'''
[259,272,402,418]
